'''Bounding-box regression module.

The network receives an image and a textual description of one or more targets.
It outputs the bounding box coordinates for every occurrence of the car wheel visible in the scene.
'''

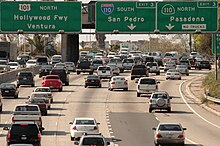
[154,143,159,146]
[166,78,168,80]
[131,77,134,80]
[14,94,18,99]
[199,68,201,70]
[65,82,69,86]
[0,105,2,112]
[17,84,20,88]
[39,75,42,78]
[167,107,171,113]
[48,106,51,110]
[124,88,128,91]
[99,85,102,88]
[149,108,152,113]
[71,136,75,141]
[59,88,62,92]
[85,85,87,88]
[51,99,53,103]
[209,68,211,70]
[178,78,181,80]
[77,71,80,75]
[32,84,35,87]
[137,93,140,97]
[110,88,113,91]
[186,74,189,76]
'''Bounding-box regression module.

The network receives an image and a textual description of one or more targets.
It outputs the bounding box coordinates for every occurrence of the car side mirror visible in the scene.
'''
[97,122,100,125]
[74,142,79,145]
[41,127,45,131]
[183,128,187,130]
[152,127,156,130]
[107,142,110,145]
[3,127,9,130]
[157,81,160,84]
[69,122,73,124]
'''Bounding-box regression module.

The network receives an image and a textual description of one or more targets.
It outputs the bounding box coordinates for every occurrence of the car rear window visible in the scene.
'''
[113,78,125,81]
[159,124,182,131]
[19,72,32,76]
[201,61,209,64]
[15,106,38,111]
[11,124,39,135]
[140,79,156,84]
[147,62,157,66]
[133,65,146,68]
[82,138,104,145]
[0,83,15,89]
[37,58,48,62]
[93,60,103,64]
[76,120,95,125]
[41,65,52,69]
[123,59,134,63]
[87,75,99,79]
[35,88,51,92]
[51,69,66,74]
[98,67,110,71]
[152,94,168,99]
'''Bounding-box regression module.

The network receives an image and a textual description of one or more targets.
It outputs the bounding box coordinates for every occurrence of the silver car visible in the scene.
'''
[74,134,110,146]
[108,76,128,91]
[149,91,172,113]
[152,123,186,146]
[176,65,189,76]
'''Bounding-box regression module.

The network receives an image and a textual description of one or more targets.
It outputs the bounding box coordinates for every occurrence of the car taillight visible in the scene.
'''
[178,134,184,138]
[149,99,152,103]
[17,76,21,80]
[48,94,52,97]
[7,133,11,142]
[12,117,14,123]
[124,81,127,85]
[38,133,41,141]
[94,126,98,130]
[42,82,45,86]
[72,126,77,130]
[111,82,115,84]
[156,134,162,138]
[76,65,78,69]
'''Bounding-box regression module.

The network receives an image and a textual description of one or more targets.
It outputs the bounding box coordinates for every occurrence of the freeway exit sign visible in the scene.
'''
[96,2,156,33]
[157,1,218,33]
[212,34,220,55]
[1,2,82,33]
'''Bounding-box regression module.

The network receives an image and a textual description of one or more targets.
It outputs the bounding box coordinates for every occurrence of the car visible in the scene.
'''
[137,77,159,97]
[179,59,191,69]
[50,68,69,86]
[0,83,19,98]
[91,60,103,72]
[0,60,10,72]
[149,91,172,113]
[41,75,63,92]
[29,92,51,109]
[85,75,102,88]
[38,65,53,78]
[51,55,62,64]
[166,69,181,80]
[26,98,47,116]
[122,58,135,70]
[109,58,124,73]
[0,95,2,112]
[69,117,100,141]
[74,133,110,146]
[33,87,53,102]
[8,62,21,70]
[17,71,35,88]
[54,63,66,70]
[152,123,186,146]
[64,62,76,72]
[17,54,31,62]
[164,61,176,72]
[108,63,120,76]
[26,59,37,68]
[196,60,211,70]
[97,66,113,79]
[3,122,43,146]
[131,64,149,80]
[108,76,128,91]
[176,65,189,76]
[146,62,160,75]
[35,56,49,65]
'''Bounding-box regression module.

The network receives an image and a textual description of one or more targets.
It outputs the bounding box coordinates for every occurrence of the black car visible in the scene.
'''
[50,68,69,85]
[196,61,211,70]
[17,71,35,87]
[85,75,102,88]
[27,98,47,116]
[4,122,43,146]
[38,65,53,77]
[35,56,49,65]
[0,83,19,98]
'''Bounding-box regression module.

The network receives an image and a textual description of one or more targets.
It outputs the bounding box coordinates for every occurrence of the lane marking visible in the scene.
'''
[179,81,220,129]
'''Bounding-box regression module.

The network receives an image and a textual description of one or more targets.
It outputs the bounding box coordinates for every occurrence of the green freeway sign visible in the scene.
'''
[157,1,218,33]
[1,2,82,33]
[212,34,220,55]
[96,2,156,33]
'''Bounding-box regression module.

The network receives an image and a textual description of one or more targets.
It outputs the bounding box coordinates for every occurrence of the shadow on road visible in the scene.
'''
[47,113,65,117]
[154,110,193,114]
[42,130,68,136]
[52,101,67,104]
[50,107,66,111]
[0,110,12,114]
[61,90,75,93]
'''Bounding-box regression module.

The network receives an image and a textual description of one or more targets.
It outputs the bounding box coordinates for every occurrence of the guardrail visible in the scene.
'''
[204,94,220,104]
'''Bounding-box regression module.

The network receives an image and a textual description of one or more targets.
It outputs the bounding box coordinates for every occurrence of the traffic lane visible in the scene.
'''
[155,71,220,146]
[44,75,115,146]
[109,112,158,146]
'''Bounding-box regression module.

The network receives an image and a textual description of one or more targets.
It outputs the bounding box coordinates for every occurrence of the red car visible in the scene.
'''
[42,75,63,91]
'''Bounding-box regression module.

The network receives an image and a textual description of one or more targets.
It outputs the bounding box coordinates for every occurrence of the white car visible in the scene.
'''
[33,87,53,103]
[137,77,159,97]
[166,69,181,80]
[69,117,100,141]
[26,59,36,68]
[108,76,128,91]
[152,123,186,146]
[8,62,20,70]
[29,92,51,109]
[64,62,76,72]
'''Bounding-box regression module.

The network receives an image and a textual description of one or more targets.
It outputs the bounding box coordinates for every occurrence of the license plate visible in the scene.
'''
[21,136,27,140]
[5,90,9,93]
[23,77,27,80]
[91,80,95,82]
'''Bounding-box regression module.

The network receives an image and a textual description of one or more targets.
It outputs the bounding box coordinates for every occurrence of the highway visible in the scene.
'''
[0,69,220,146]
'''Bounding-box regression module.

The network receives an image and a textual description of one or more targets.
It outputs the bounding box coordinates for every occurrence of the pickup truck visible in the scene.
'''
[76,59,93,75]
[131,64,149,80]
[12,104,43,130]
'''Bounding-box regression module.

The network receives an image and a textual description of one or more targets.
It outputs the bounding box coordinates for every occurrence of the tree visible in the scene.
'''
[193,34,212,55]
[96,33,106,49]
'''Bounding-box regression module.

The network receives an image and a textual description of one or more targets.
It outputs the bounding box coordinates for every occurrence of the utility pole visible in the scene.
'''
[189,34,192,53]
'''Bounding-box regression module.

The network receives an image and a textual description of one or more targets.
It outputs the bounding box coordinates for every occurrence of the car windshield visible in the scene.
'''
[140,79,156,84]
[76,120,95,125]
[159,124,182,131]
[82,138,104,145]
[35,88,51,92]
[152,94,168,99]
[46,76,59,79]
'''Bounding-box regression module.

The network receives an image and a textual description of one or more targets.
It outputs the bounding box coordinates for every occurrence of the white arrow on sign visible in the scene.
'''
[128,24,136,30]
[166,24,175,30]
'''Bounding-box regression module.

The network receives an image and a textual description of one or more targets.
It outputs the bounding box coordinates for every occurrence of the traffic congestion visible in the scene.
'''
[0,50,218,146]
